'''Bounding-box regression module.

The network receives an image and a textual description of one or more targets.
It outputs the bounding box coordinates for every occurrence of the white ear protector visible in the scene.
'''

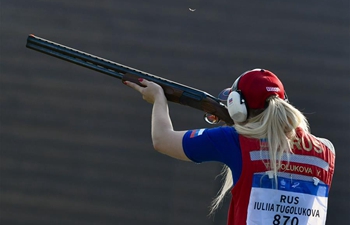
[227,75,248,123]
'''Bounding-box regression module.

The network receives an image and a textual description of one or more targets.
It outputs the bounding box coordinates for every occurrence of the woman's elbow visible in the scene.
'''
[152,137,176,156]
[151,131,187,159]
[152,139,165,153]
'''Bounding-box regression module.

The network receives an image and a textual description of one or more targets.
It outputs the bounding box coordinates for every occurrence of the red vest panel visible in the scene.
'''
[227,128,335,225]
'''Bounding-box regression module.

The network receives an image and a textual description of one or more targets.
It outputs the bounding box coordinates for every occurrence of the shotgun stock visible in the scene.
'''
[26,34,234,125]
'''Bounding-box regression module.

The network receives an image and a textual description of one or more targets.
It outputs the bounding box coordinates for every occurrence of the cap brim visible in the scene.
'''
[218,88,231,101]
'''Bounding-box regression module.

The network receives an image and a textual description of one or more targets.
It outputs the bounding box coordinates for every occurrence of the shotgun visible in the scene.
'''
[26,34,234,125]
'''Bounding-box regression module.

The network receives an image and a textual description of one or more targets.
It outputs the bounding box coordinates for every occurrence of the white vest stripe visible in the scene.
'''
[253,171,326,184]
[250,151,329,171]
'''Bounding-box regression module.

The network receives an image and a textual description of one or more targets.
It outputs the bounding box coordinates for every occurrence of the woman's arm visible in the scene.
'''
[124,79,190,161]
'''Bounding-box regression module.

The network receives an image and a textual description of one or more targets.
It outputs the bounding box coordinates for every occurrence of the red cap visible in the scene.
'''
[237,69,285,109]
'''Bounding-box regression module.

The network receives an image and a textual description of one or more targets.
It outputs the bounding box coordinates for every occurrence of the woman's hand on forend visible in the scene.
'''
[124,78,165,104]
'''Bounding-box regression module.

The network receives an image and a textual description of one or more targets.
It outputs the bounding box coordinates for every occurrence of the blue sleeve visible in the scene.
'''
[182,126,242,183]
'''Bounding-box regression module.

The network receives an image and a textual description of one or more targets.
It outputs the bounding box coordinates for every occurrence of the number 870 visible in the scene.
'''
[273,214,299,225]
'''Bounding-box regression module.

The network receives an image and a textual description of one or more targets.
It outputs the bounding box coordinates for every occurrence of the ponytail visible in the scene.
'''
[210,96,309,214]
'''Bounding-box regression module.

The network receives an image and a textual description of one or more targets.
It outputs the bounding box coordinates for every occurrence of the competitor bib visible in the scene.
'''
[246,174,328,225]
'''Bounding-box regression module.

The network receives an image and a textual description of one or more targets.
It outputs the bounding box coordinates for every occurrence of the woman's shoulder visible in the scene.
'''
[314,136,335,154]
[211,125,239,135]
[297,128,335,154]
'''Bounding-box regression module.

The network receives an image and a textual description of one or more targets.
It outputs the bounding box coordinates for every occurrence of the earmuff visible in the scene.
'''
[227,74,248,123]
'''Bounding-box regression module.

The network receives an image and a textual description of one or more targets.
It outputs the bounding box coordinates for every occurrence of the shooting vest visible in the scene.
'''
[227,128,335,225]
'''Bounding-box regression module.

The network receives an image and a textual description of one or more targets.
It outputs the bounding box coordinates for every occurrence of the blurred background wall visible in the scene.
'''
[0,0,349,224]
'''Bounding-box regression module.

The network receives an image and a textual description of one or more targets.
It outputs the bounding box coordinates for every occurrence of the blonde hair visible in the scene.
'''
[210,96,309,214]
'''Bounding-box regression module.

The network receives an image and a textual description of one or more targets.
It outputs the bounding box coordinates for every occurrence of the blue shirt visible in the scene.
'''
[182,126,243,183]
